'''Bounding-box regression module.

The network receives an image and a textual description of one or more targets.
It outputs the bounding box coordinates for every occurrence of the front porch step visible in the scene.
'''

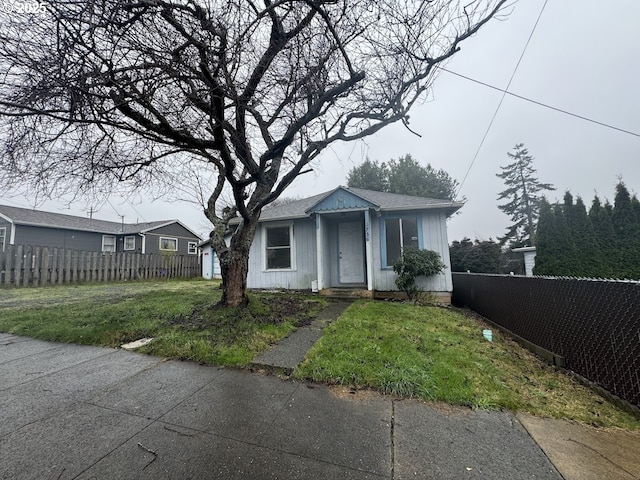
[319,288,374,299]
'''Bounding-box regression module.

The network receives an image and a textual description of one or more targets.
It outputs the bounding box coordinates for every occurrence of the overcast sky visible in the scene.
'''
[4,0,640,242]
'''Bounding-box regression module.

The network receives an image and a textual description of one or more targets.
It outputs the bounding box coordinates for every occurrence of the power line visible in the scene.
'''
[441,67,640,139]
[455,0,550,198]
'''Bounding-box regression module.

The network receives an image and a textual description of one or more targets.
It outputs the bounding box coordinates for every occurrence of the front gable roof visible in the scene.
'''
[254,186,463,223]
[304,187,377,214]
[0,204,201,239]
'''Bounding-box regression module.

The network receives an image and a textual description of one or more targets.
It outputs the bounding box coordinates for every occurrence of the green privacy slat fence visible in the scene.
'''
[452,273,640,408]
[0,244,201,286]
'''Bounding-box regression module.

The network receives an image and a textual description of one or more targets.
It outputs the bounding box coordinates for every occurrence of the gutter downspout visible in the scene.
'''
[140,233,146,254]
[9,220,16,245]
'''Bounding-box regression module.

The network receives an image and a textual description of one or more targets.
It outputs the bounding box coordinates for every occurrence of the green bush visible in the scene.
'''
[393,247,445,301]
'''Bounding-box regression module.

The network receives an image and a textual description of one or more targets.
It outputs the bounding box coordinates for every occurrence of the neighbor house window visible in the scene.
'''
[188,242,197,254]
[384,217,419,267]
[159,237,178,251]
[124,236,136,250]
[265,224,294,270]
[102,235,116,252]
[0,227,5,251]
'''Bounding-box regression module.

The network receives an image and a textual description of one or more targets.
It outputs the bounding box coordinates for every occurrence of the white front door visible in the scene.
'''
[338,221,365,284]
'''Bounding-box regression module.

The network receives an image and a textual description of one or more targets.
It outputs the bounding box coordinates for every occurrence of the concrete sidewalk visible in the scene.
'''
[1,333,638,480]
[0,333,564,480]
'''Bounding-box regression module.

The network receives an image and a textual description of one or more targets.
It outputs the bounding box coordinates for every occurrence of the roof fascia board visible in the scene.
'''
[9,220,116,234]
[303,186,342,215]
[140,220,202,239]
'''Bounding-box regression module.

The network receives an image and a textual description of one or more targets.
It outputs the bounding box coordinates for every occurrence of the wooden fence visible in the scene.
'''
[0,244,201,287]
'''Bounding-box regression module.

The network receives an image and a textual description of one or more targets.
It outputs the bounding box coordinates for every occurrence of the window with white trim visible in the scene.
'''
[384,217,419,267]
[265,224,294,270]
[0,227,6,252]
[188,242,197,254]
[102,235,116,252]
[159,236,178,251]
[124,236,136,250]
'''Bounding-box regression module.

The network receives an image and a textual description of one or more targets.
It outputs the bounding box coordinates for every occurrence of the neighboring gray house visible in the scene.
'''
[0,205,202,255]
[234,186,463,302]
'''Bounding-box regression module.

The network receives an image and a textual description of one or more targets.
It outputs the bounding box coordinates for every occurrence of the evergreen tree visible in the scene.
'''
[564,193,600,277]
[449,238,501,273]
[449,238,474,272]
[632,195,640,223]
[612,182,635,236]
[388,155,459,200]
[347,154,459,200]
[463,240,501,274]
[553,201,578,275]
[589,195,616,278]
[532,198,555,275]
[612,182,640,279]
[345,159,388,192]
[496,144,555,246]
[536,183,640,279]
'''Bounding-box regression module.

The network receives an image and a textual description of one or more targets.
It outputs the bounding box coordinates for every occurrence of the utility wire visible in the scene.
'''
[455,0,550,199]
[441,67,640,139]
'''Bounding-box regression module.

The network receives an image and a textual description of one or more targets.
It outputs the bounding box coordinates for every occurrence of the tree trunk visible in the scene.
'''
[220,248,250,307]
[215,216,259,308]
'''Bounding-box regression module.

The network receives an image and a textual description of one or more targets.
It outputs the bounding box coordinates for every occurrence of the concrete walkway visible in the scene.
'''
[251,300,351,374]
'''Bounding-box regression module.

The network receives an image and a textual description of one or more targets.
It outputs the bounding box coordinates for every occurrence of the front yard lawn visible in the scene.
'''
[1,282,637,429]
[0,280,326,367]
[294,300,639,429]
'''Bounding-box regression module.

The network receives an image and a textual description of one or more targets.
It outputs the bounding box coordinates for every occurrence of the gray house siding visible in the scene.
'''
[245,209,452,293]
[233,187,462,295]
[370,212,451,292]
[0,218,12,251]
[246,218,317,290]
[143,224,201,255]
[12,224,105,251]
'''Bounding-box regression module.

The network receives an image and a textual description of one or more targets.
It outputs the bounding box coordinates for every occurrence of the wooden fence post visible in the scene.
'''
[42,247,50,286]
[33,246,41,287]
[14,245,23,287]
[22,245,32,287]
[4,245,14,286]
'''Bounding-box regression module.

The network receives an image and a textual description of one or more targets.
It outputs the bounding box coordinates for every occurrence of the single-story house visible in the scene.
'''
[232,186,463,302]
[198,239,222,279]
[0,204,202,255]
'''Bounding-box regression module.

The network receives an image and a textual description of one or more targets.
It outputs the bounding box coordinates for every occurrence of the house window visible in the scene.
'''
[265,224,293,270]
[384,217,419,267]
[0,227,5,251]
[188,242,197,255]
[102,235,116,252]
[124,236,136,250]
[159,237,178,251]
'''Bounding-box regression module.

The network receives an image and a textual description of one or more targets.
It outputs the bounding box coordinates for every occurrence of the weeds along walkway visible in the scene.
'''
[250,300,351,374]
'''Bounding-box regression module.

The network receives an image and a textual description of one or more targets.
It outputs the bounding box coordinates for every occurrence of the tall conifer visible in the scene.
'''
[496,144,555,246]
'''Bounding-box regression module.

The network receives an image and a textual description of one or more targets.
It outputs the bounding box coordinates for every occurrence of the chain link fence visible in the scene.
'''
[452,273,640,408]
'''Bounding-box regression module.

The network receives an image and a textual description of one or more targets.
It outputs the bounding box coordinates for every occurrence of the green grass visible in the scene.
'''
[2,283,637,428]
[0,280,326,367]
[294,300,640,429]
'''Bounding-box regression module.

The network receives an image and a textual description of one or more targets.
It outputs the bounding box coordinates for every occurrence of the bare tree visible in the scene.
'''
[0,0,509,307]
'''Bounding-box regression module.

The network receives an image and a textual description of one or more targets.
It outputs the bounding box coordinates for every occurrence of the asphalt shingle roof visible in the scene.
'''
[0,204,175,235]
[256,186,463,221]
